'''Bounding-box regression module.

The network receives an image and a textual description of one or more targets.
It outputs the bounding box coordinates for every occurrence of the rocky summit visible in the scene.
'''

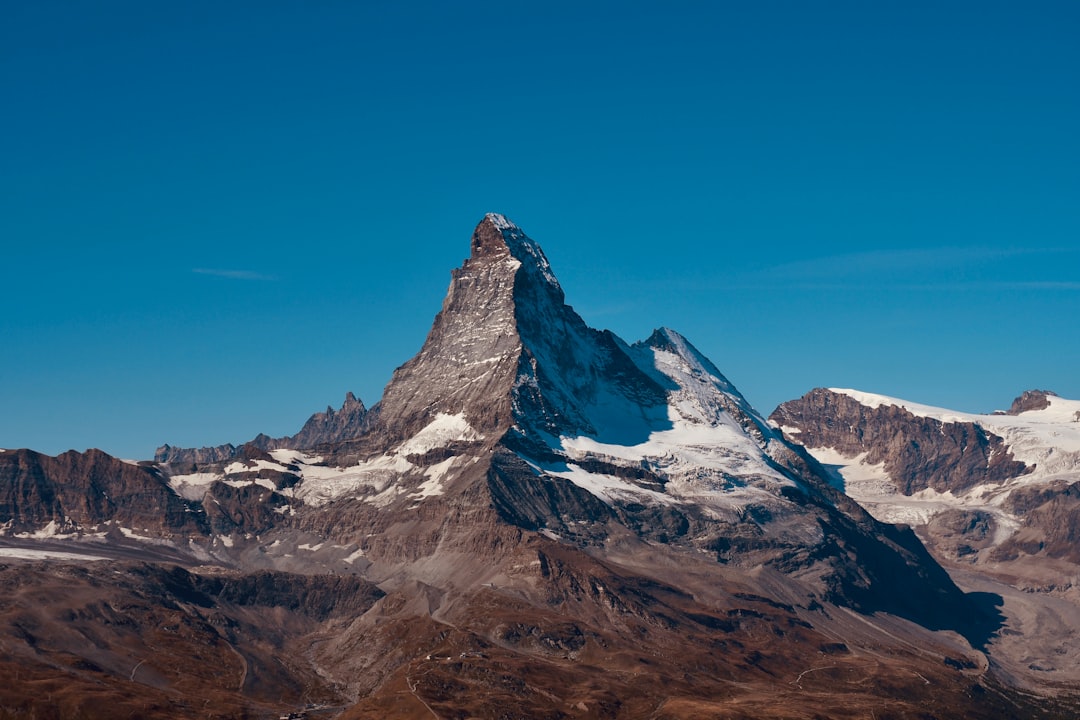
[2,215,1078,719]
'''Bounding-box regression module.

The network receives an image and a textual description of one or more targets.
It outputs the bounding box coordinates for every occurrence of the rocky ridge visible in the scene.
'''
[154,391,372,464]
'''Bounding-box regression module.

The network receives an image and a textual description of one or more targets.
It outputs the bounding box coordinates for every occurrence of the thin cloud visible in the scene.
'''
[761,247,1071,281]
[739,247,1077,291]
[192,268,276,281]
[991,281,1080,291]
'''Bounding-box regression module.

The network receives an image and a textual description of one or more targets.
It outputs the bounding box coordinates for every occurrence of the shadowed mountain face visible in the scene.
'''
[6,216,1078,718]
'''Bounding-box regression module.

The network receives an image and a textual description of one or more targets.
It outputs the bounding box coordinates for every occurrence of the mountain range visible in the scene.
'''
[2,215,1078,718]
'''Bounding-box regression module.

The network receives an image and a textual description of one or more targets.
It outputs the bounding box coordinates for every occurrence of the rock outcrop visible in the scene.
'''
[1006,389,1057,415]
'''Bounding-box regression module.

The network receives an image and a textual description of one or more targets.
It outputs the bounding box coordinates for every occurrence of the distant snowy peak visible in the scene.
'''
[636,328,770,429]
[773,387,1080,493]
[770,388,1080,561]
[824,387,1080,472]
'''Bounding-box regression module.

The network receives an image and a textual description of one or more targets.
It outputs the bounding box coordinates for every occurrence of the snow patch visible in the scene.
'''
[222,478,278,493]
[168,472,223,501]
[548,463,676,506]
[411,458,455,499]
[224,459,291,475]
[804,446,1023,541]
[397,412,481,456]
[514,330,801,514]
[294,454,413,506]
[117,528,177,547]
[15,519,74,540]
[0,548,109,562]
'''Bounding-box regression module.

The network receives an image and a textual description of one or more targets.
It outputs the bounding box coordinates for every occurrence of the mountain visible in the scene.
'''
[771,388,1080,566]
[161,214,975,628]
[3,215,1078,718]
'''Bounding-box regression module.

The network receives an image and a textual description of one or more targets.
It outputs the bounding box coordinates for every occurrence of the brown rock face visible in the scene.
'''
[371,216,528,447]
[770,388,1030,495]
[993,481,1080,563]
[1007,389,1058,415]
[0,448,205,535]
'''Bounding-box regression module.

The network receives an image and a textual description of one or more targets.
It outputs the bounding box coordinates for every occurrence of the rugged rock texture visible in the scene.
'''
[154,390,372,463]
[993,480,1080,564]
[0,448,205,536]
[154,442,239,465]
[288,391,372,449]
[1007,389,1057,415]
[771,388,1030,494]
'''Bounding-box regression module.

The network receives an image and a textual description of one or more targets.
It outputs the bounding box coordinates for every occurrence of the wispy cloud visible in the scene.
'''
[192,268,276,281]
[991,281,1080,291]
[761,247,1071,282]
[742,247,1077,291]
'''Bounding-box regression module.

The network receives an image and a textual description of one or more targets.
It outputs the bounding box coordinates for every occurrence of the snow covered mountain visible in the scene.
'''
[6,215,1076,718]
[137,215,972,623]
[771,388,1080,567]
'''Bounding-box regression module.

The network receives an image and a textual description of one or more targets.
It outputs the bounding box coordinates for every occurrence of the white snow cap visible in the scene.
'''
[485,212,520,232]
[484,213,561,289]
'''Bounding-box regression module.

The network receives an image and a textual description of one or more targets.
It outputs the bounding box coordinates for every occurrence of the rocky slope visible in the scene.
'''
[0,560,382,719]
[3,215,1077,717]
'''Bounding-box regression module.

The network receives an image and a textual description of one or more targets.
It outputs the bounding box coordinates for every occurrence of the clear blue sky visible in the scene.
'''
[3,2,1078,459]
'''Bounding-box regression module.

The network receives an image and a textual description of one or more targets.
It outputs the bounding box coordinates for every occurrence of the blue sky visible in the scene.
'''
[3,2,1078,459]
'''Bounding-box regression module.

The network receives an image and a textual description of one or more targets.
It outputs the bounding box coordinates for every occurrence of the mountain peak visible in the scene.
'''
[471,213,561,290]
